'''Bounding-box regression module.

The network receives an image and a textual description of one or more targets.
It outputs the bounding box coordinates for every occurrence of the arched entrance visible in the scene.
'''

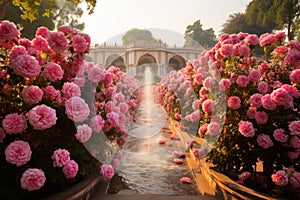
[106,54,125,71]
[137,53,157,76]
[168,55,186,70]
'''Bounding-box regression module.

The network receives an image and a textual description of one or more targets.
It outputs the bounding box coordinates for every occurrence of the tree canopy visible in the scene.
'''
[184,20,217,48]
[245,0,300,40]
[122,28,158,45]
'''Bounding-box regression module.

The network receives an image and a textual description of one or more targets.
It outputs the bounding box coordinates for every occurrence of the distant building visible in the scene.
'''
[88,42,204,77]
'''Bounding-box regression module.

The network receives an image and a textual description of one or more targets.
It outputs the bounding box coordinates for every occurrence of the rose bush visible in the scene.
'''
[0,20,140,199]
[156,31,300,198]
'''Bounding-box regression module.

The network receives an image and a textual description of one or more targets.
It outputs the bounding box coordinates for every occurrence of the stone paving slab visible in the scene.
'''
[94,194,216,200]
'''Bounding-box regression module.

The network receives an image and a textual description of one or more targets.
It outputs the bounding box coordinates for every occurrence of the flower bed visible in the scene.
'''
[155,31,300,198]
[0,20,140,199]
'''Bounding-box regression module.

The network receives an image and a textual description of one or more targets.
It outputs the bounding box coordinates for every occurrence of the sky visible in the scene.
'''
[80,0,252,45]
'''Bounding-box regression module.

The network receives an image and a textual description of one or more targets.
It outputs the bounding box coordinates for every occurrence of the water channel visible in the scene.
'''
[108,65,199,195]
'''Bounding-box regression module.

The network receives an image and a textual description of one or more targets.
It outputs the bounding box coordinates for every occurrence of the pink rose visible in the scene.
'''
[290,136,300,149]
[254,111,268,125]
[58,25,77,36]
[284,48,300,68]
[219,44,234,58]
[219,79,231,91]
[227,96,241,110]
[113,158,120,168]
[275,31,286,42]
[261,94,277,111]
[117,150,123,160]
[62,82,81,99]
[43,62,64,82]
[190,110,202,122]
[238,120,255,137]
[51,148,71,167]
[43,86,60,101]
[11,54,41,78]
[65,97,90,122]
[106,112,120,127]
[32,36,48,52]
[238,171,251,181]
[117,137,126,147]
[271,88,293,106]
[75,124,92,143]
[259,33,276,46]
[273,129,288,143]
[244,34,259,45]
[271,170,288,186]
[207,123,221,136]
[289,120,300,136]
[22,85,43,105]
[105,101,115,113]
[258,61,270,73]
[257,134,273,149]
[0,20,20,40]
[236,75,249,87]
[29,104,57,130]
[233,43,250,57]
[9,45,27,60]
[273,46,288,58]
[290,69,300,84]
[2,113,27,134]
[257,81,268,94]
[249,69,261,82]
[47,31,68,52]
[203,76,215,91]
[71,34,87,52]
[63,160,79,178]
[100,164,114,180]
[249,93,263,108]
[21,168,46,191]
[202,99,215,115]
[90,115,105,133]
[36,26,49,39]
[87,65,106,83]
[246,107,256,119]
[289,171,300,188]
[5,140,32,166]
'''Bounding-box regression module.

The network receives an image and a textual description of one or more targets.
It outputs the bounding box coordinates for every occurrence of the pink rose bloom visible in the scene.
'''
[62,82,81,99]
[261,94,277,111]
[75,124,92,143]
[9,45,27,60]
[238,120,255,137]
[258,61,270,74]
[254,111,268,125]
[43,86,60,101]
[113,158,120,168]
[71,34,87,52]
[203,76,215,91]
[259,33,276,46]
[238,32,249,40]
[281,84,299,99]
[117,137,126,147]
[207,123,221,136]
[236,75,249,87]
[100,164,115,180]
[227,96,241,110]
[5,140,32,166]
[275,31,286,42]
[11,54,41,78]
[32,36,48,52]
[58,25,77,36]
[29,104,57,130]
[43,62,64,82]
[63,160,79,178]
[47,31,68,52]
[233,43,250,57]
[119,102,129,113]
[273,46,288,58]
[284,48,300,68]
[87,65,106,83]
[106,112,120,127]
[219,78,231,91]
[249,93,263,108]
[65,96,90,122]
[289,120,300,136]
[22,85,43,105]
[51,148,70,167]
[291,136,300,149]
[244,34,259,45]
[246,107,256,119]
[290,69,300,84]
[257,81,268,94]
[290,171,300,188]
[21,168,46,191]
[19,38,32,48]
[257,134,273,149]
[238,171,251,181]
[117,150,123,160]
[271,88,293,106]
[272,170,288,186]
[36,26,49,39]
[2,113,27,134]
[273,129,288,143]
[105,101,115,113]
[219,44,234,58]
[0,20,20,40]
[90,115,105,133]
[249,69,261,82]
[190,110,201,122]
[202,99,215,115]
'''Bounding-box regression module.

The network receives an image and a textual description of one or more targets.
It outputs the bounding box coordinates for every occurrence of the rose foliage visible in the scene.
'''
[0,20,140,200]
[156,32,300,198]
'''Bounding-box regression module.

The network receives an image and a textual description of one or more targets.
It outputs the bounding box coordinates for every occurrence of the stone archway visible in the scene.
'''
[137,53,157,76]
[168,55,186,70]
[106,54,125,71]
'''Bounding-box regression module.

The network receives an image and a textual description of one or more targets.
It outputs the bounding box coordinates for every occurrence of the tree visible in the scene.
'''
[2,1,85,39]
[122,28,157,45]
[0,0,96,22]
[221,12,272,35]
[184,20,217,48]
[245,0,300,40]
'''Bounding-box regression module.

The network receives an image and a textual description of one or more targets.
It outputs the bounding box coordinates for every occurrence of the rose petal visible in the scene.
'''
[173,158,183,164]
[158,139,165,144]
[180,177,192,184]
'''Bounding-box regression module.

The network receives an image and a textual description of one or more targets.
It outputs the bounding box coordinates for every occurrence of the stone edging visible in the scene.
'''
[41,175,102,200]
